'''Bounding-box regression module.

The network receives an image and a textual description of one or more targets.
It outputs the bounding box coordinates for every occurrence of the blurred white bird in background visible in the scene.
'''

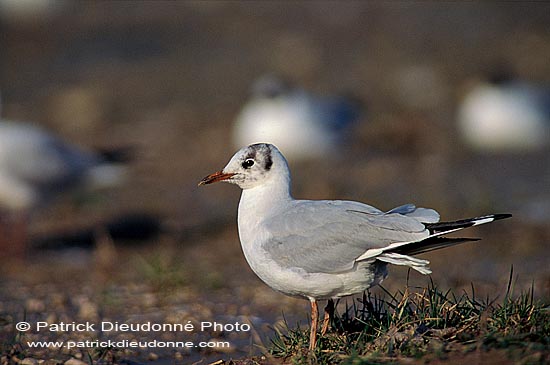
[457,73,550,152]
[232,75,363,162]
[0,93,127,258]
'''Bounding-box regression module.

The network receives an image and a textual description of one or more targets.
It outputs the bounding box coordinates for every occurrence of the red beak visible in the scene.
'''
[198,171,236,186]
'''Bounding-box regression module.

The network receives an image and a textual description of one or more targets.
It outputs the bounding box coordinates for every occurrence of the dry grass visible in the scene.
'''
[270,269,549,364]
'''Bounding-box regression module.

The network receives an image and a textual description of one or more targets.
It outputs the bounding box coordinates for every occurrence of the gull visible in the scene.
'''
[199,143,511,350]
[232,75,361,162]
[0,99,127,257]
[457,75,550,152]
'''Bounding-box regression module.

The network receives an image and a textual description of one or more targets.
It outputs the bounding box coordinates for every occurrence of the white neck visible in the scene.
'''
[237,172,292,246]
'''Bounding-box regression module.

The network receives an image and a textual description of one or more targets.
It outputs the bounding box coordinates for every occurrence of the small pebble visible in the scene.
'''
[43,359,63,365]
[21,358,38,365]
[77,301,98,321]
[64,358,87,365]
[25,299,46,312]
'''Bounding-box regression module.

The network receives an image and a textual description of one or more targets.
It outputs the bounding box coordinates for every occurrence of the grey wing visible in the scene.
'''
[261,200,435,274]
[386,204,440,223]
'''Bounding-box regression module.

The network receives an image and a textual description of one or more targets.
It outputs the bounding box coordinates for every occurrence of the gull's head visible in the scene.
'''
[198,143,289,190]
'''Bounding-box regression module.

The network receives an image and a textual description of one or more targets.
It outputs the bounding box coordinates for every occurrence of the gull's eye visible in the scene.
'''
[242,158,255,169]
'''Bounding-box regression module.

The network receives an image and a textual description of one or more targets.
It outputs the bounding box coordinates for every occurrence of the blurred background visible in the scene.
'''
[1,2,549,363]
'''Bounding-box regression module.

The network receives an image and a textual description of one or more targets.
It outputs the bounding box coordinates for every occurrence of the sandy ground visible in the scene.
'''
[1,3,550,364]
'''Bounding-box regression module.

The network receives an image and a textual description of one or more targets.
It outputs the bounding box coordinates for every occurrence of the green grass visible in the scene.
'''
[133,251,188,291]
[269,272,550,364]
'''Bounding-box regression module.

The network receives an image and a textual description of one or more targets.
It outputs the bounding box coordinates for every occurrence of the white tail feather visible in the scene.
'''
[377,253,432,274]
[356,227,463,261]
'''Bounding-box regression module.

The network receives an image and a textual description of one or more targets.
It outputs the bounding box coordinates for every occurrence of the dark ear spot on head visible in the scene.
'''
[265,152,273,170]
[247,143,273,170]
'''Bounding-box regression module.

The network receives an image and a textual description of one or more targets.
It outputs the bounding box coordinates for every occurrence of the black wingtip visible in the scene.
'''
[392,237,481,256]
[492,213,512,221]
[426,213,512,233]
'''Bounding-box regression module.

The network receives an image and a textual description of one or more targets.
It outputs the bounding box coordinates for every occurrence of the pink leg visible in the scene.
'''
[321,299,334,335]
[309,299,318,351]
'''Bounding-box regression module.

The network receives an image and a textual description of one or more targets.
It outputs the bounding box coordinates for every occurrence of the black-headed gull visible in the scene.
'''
[457,75,550,152]
[0,113,126,257]
[199,143,511,350]
[232,75,362,162]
